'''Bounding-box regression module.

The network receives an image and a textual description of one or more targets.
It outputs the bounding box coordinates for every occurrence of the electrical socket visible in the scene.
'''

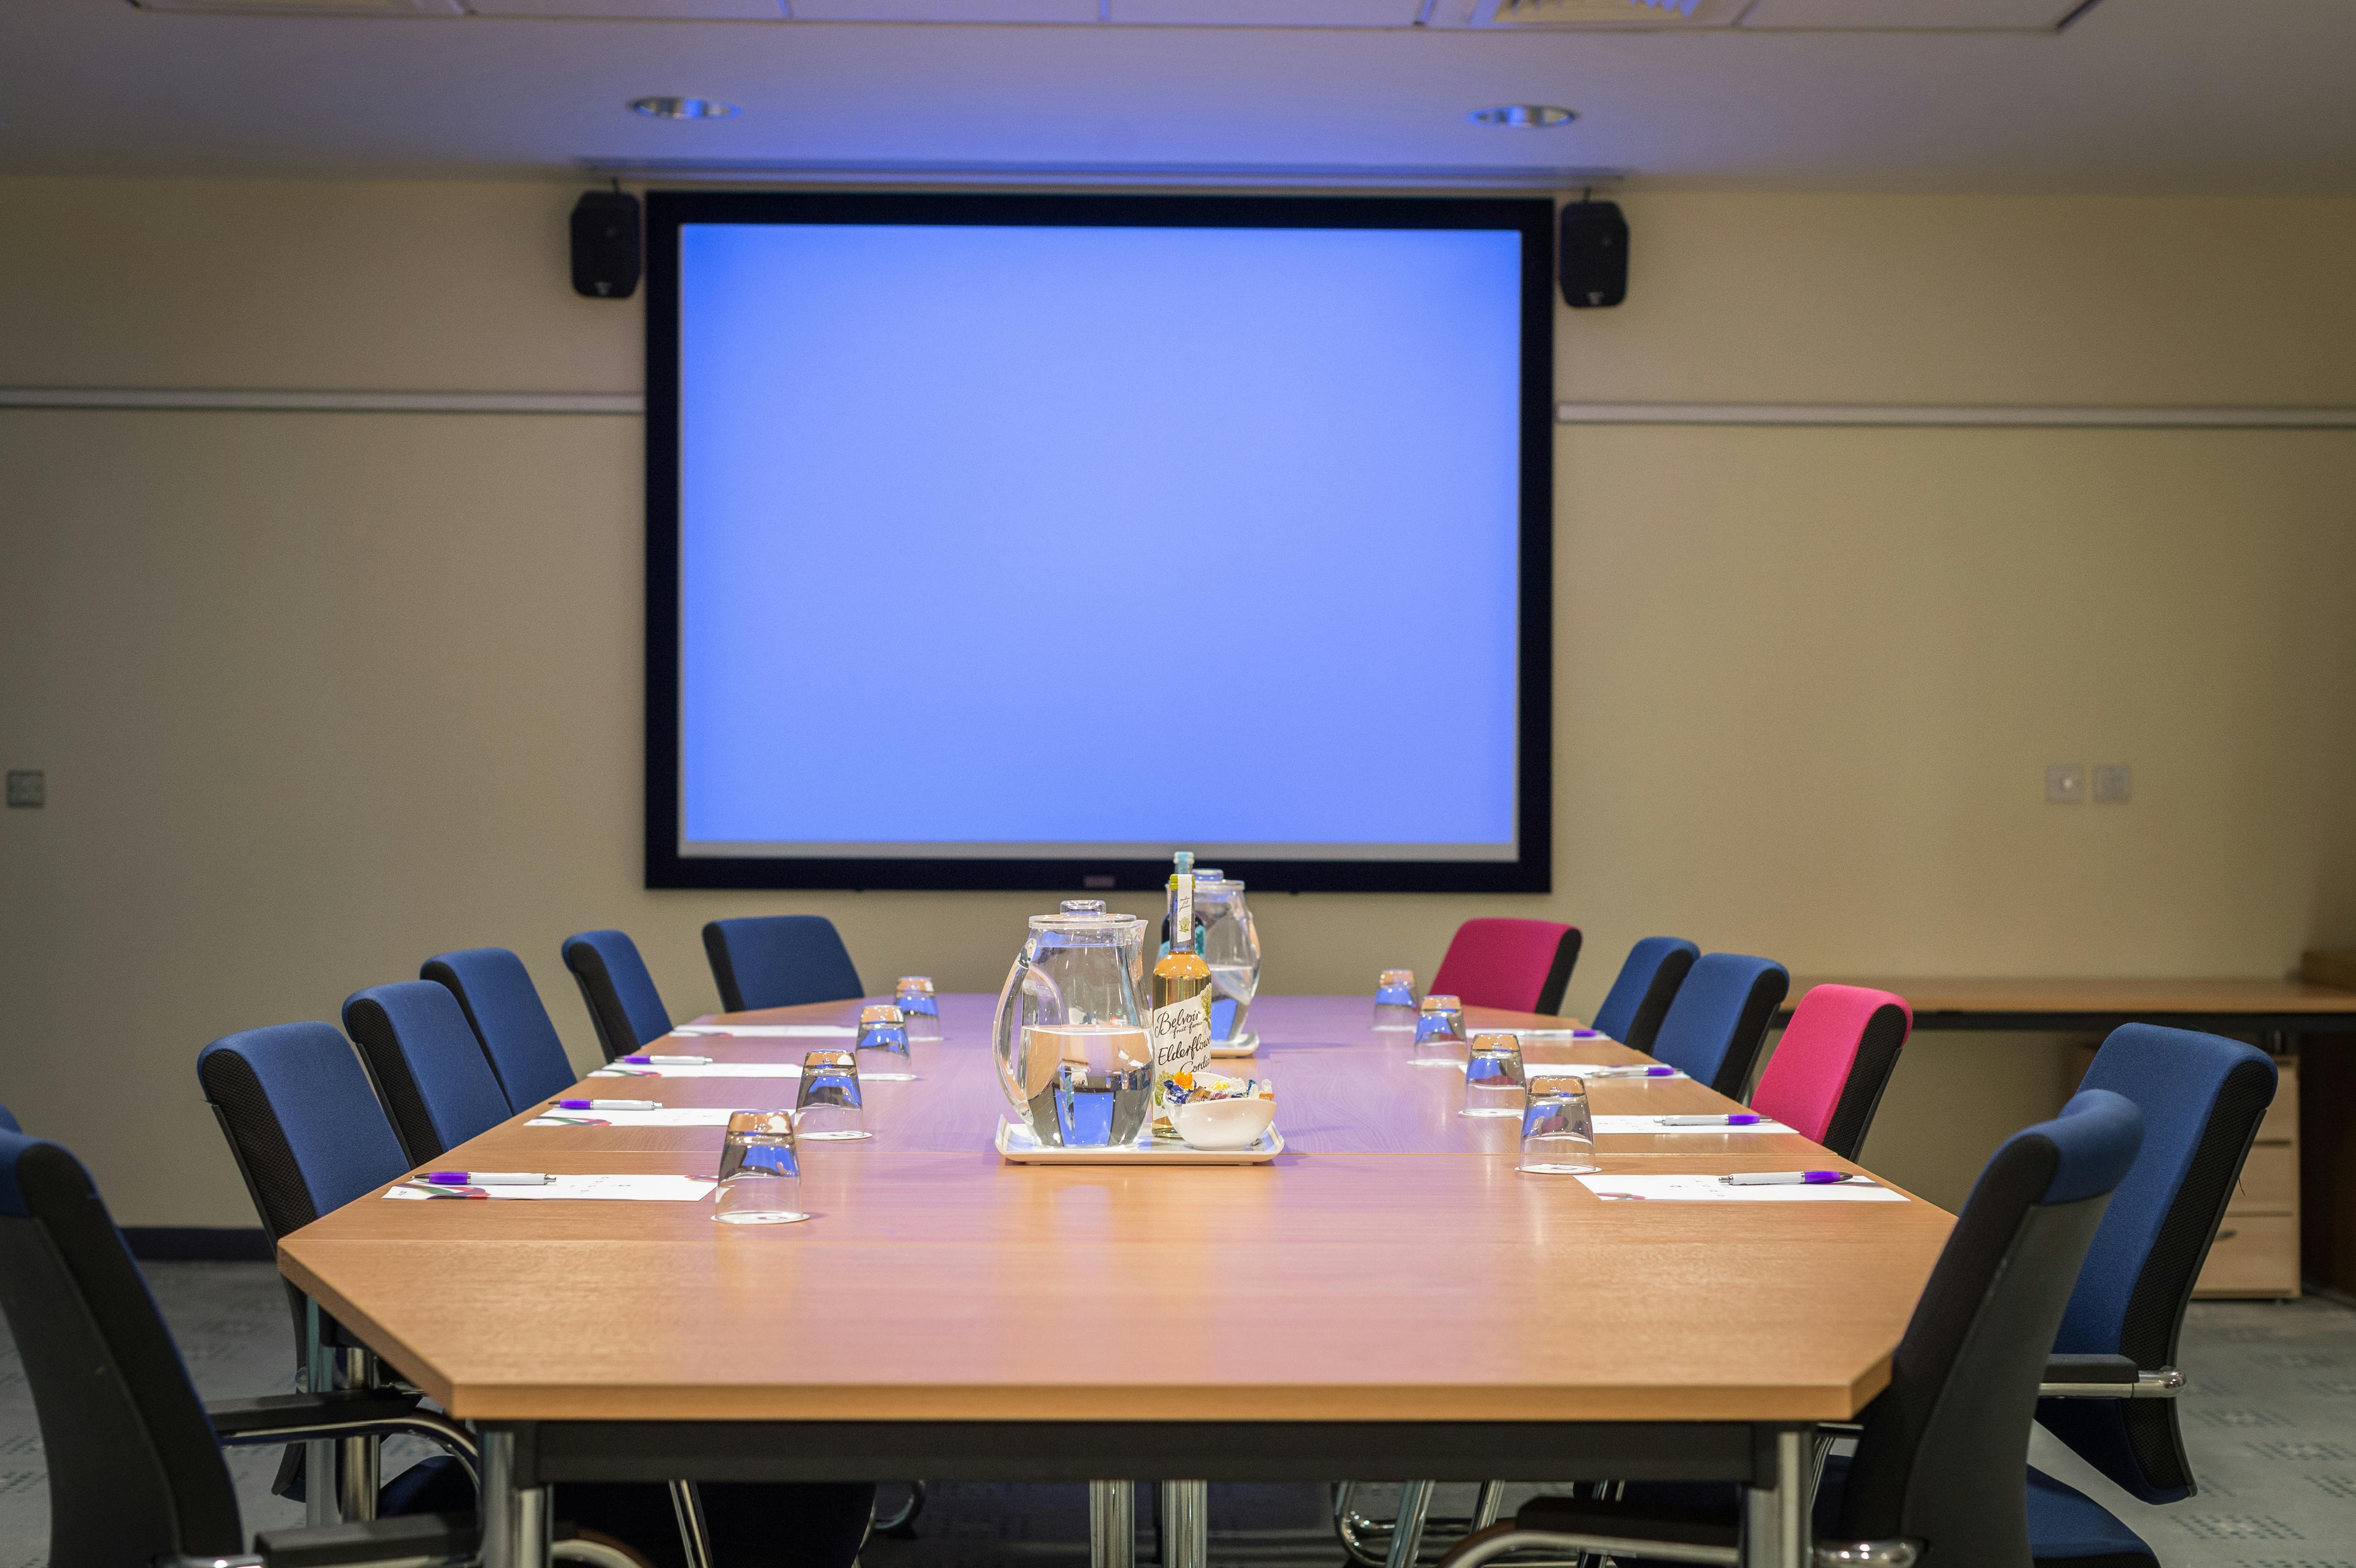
[2093,764,2132,804]
[2046,763,2087,804]
[5,770,43,808]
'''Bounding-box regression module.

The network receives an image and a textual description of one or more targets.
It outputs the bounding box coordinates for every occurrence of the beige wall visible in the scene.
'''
[3,178,2352,1222]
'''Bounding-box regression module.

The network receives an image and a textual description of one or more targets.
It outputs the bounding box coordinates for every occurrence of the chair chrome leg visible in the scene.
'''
[1159,1482,1207,1568]
[669,1479,714,1568]
[1386,1481,1436,1568]
[1471,1483,1504,1531]
[1091,1481,1136,1568]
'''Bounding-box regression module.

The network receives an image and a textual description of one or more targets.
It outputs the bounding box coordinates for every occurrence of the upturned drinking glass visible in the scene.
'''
[1519,1075,1599,1174]
[714,1111,808,1224]
[992,905,1146,1143]
[796,1049,868,1140]
[854,1004,915,1080]
[1462,1033,1526,1117]
[1408,994,1468,1067]
[894,976,942,1041]
[1372,969,1418,1031]
[1195,873,1262,1044]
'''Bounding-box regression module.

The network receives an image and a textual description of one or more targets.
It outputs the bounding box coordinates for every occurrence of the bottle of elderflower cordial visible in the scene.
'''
[1147,860,1214,1141]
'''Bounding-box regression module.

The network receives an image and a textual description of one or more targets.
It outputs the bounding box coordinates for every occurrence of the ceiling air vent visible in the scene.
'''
[132,0,463,13]
[1480,0,1745,26]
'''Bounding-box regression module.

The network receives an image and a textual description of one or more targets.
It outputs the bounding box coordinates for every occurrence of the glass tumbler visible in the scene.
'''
[1408,994,1468,1067]
[854,1004,915,1080]
[1373,969,1418,1031]
[1462,1033,1526,1117]
[894,977,942,1041]
[714,1111,807,1225]
[1518,1075,1599,1174]
[796,1049,868,1141]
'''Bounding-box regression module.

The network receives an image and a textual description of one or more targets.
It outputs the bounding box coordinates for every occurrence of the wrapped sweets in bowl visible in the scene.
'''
[1165,1072,1276,1151]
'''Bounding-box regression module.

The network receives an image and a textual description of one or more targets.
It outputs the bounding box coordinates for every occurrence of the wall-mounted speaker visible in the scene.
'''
[571,190,642,301]
[1558,199,1627,309]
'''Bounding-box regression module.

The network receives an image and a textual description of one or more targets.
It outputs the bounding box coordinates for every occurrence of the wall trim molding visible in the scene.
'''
[1556,401,2356,429]
[11,391,2353,429]
[0,387,644,414]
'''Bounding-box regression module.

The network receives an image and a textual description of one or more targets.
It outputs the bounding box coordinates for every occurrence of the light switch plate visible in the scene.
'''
[2093,764,2131,804]
[5,770,43,808]
[2046,763,2086,804]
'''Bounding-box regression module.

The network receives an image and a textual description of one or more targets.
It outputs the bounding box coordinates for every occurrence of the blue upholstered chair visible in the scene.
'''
[562,928,674,1062]
[1588,937,1700,1053]
[1433,1090,2153,1568]
[701,915,865,1013]
[422,946,580,1110]
[341,981,515,1165]
[1645,952,1789,1097]
[0,1124,511,1566]
[199,1022,878,1565]
[2037,1024,2279,1504]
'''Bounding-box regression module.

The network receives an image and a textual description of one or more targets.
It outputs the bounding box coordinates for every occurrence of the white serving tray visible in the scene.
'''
[995,1120,1283,1165]
[1210,1032,1260,1058]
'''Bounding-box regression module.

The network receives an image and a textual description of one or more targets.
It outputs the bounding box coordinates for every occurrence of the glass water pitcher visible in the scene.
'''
[993,902,1147,1143]
[1194,874,1261,1044]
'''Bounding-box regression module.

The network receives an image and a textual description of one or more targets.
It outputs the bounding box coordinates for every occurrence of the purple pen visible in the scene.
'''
[421,1172,549,1186]
[557,1098,661,1111]
[1660,1113,1763,1127]
[1722,1170,1861,1187]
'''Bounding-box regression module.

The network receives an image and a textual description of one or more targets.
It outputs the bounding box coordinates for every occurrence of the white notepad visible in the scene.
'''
[1574,1173,1903,1203]
[385,1175,718,1202]
[1592,1115,1796,1135]
[589,1062,805,1079]
[671,1024,856,1038]
[526,1108,745,1128]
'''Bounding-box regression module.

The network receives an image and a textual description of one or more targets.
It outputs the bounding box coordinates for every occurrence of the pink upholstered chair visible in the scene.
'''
[1429,919,1583,1015]
[1749,983,1913,1159]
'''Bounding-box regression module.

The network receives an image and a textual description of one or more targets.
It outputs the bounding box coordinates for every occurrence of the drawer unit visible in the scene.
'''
[2194,1212,2301,1298]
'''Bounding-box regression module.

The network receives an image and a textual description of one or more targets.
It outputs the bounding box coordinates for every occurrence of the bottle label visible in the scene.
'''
[1148,991,1214,1124]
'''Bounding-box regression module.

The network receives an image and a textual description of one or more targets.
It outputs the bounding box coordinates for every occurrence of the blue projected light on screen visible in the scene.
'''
[677,221,1523,859]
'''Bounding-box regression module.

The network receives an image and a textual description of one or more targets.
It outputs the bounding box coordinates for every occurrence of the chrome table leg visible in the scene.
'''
[335,1347,380,1522]
[1090,1481,1136,1568]
[1743,1429,1808,1568]
[1159,1481,1207,1568]
[482,1429,553,1568]
[303,1297,337,1528]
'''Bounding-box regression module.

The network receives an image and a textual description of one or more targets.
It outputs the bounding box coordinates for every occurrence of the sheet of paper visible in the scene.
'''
[525,1108,746,1128]
[1592,1115,1796,1135]
[1573,1173,1904,1203]
[589,1062,804,1079]
[385,1175,719,1202]
[671,1024,855,1038]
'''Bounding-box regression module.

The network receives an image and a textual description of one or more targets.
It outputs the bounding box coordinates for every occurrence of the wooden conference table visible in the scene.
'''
[278,995,1956,1568]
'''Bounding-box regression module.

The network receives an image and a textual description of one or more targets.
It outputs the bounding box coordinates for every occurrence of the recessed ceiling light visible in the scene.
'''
[631,97,739,121]
[1469,105,1577,129]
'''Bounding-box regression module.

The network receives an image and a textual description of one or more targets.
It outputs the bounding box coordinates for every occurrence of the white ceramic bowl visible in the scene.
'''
[1172,1096,1276,1152]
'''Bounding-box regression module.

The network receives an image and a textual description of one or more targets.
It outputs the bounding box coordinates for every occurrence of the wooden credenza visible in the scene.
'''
[2194,1058,2301,1298]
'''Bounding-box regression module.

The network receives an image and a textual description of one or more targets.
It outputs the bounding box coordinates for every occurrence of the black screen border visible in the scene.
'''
[645,188,1553,894]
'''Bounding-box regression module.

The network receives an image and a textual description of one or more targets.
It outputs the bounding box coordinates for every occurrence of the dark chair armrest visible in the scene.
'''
[254,1512,474,1567]
[2040,1354,2182,1399]
[208,1389,422,1440]
[1517,1495,1742,1550]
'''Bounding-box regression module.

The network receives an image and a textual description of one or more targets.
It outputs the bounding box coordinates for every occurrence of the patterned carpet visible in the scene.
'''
[0,1263,2349,1568]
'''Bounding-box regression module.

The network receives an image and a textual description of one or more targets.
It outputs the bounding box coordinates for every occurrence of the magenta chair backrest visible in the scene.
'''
[1751,983,1913,1160]
[1429,919,1583,1015]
